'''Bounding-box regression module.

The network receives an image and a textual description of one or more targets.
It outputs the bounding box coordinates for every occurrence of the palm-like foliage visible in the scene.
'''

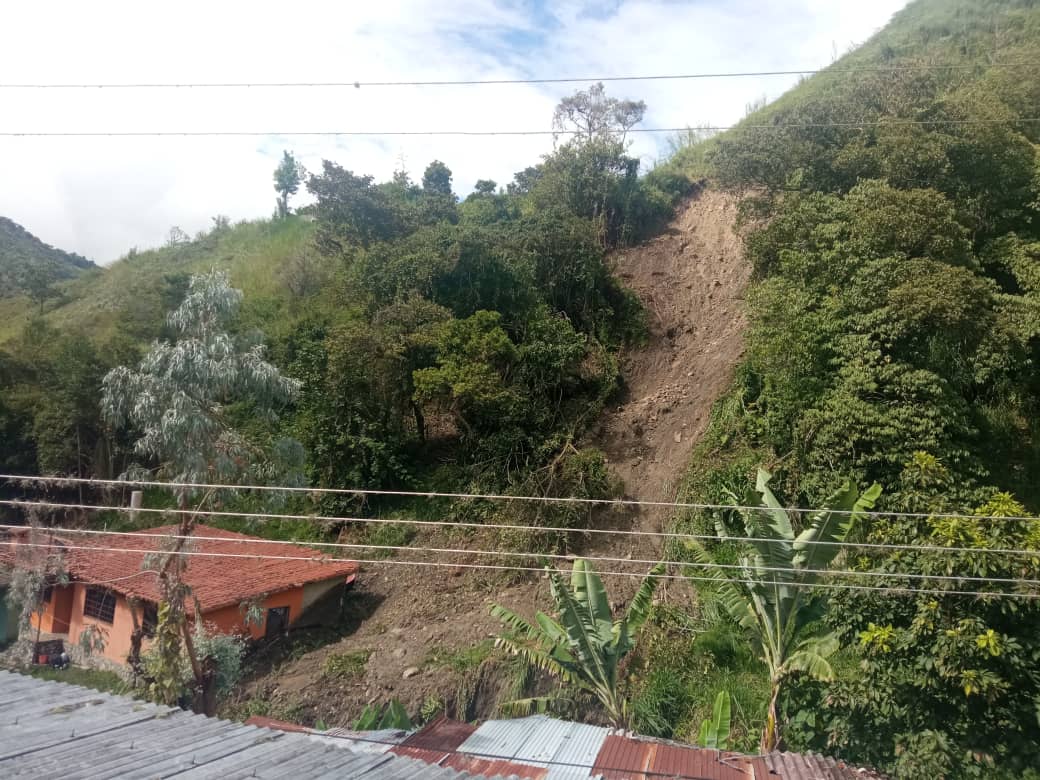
[687,469,880,751]
[490,558,664,728]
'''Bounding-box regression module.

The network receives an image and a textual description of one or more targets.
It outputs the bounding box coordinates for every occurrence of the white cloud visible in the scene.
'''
[0,0,908,263]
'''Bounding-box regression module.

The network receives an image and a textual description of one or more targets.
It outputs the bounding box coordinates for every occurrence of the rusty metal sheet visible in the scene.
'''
[443,753,550,779]
[400,715,478,752]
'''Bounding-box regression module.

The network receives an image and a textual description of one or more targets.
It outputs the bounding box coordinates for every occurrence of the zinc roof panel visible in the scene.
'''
[0,671,496,780]
[460,715,547,760]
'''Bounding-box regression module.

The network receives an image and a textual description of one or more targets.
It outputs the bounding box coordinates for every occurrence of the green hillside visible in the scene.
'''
[664,1,1040,775]
[0,217,315,344]
[3,0,1040,774]
[0,216,96,301]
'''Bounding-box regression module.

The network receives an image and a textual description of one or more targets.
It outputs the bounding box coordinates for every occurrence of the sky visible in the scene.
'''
[1,0,910,264]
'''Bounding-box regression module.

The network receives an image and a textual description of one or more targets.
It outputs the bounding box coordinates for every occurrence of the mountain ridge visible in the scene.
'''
[0,216,96,299]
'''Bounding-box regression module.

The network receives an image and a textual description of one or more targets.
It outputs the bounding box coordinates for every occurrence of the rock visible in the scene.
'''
[402,667,420,679]
[390,627,404,636]
[392,648,406,659]
[673,432,682,443]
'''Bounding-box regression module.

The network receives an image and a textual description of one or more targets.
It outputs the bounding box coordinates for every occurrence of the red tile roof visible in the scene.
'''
[11,524,358,612]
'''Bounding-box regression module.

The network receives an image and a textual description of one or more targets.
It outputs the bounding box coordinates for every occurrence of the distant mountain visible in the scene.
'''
[0,217,96,298]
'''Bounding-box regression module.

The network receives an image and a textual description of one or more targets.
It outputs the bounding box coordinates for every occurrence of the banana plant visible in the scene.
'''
[697,691,732,750]
[354,699,413,730]
[490,558,665,729]
[686,468,880,752]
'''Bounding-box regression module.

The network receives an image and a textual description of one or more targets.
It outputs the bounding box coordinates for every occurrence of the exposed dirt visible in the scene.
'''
[225,186,750,727]
[225,532,551,727]
[593,186,749,506]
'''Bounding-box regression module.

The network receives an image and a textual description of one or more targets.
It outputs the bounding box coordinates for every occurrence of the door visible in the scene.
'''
[265,606,290,639]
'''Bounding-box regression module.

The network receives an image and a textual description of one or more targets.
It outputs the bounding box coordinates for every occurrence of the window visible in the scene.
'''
[142,604,158,638]
[83,587,116,624]
[265,606,290,639]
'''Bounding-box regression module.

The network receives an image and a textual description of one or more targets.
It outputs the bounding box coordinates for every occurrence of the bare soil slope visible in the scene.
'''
[226,187,750,727]
[594,187,749,504]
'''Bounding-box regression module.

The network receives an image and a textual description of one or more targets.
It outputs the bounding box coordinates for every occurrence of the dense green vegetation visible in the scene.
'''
[0,84,684,511]
[5,0,1040,775]
[663,0,1040,775]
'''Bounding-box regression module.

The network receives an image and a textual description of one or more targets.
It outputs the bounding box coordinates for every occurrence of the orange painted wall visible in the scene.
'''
[32,582,318,666]
[29,586,75,634]
[67,583,138,665]
[202,588,304,640]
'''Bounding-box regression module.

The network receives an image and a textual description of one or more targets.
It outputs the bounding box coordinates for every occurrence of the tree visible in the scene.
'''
[686,468,881,751]
[490,558,664,728]
[802,454,1040,778]
[100,270,301,709]
[22,263,59,314]
[552,82,646,144]
[421,160,453,195]
[308,161,405,252]
[4,524,68,665]
[30,334,108,481]
[273,150,305,218]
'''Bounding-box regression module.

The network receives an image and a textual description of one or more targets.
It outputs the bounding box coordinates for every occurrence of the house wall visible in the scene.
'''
[202,588,304,640]
[27,575,348,666]
[301,579,342,613]
[67,583,137,665]
[29,585,75,634]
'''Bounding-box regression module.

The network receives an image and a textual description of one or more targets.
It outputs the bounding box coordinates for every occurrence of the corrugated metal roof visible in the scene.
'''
[458,714,612,779]
[762,750,888,780]
[0,670,498,779]
[393,717,547,778]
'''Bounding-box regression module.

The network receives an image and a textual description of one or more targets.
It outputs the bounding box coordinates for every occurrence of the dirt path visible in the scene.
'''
[593,187,749,506]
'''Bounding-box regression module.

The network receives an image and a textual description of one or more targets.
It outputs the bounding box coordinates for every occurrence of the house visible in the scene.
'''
[0,670,476,779]
[2,524,358,666]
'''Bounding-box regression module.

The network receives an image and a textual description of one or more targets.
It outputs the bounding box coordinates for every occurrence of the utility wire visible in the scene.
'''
[6,474,1039,523]
[6,523,1037,589]
[2,118,1040,137]
[3,498,1037,559]
[0,62,1012,90]
[7,539,1039,600]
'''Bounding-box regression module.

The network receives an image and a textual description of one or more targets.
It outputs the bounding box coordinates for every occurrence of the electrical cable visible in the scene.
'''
[0,62,1013,90]
[5,534,1039,601]
[2,498,1037,558]
[5,474,1039,523]
[6,523,1037,589]
[2,118,1040,137]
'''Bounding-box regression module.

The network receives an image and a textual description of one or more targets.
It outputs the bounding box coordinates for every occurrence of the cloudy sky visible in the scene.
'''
[2,0,909,264]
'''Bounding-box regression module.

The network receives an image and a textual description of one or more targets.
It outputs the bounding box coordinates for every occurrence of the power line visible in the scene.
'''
[2,498,1036,559]
[2,118,1039,137]
[5,474,1039,523]
[7,523,1037,589]
[0,62,1009,90]
[7,539,1038,600]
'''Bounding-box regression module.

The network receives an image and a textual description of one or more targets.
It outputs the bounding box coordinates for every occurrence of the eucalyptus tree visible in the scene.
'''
[100,270,301,706]
[687,469,881,751]
[273,150,305,218]
[491,558,664,728]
